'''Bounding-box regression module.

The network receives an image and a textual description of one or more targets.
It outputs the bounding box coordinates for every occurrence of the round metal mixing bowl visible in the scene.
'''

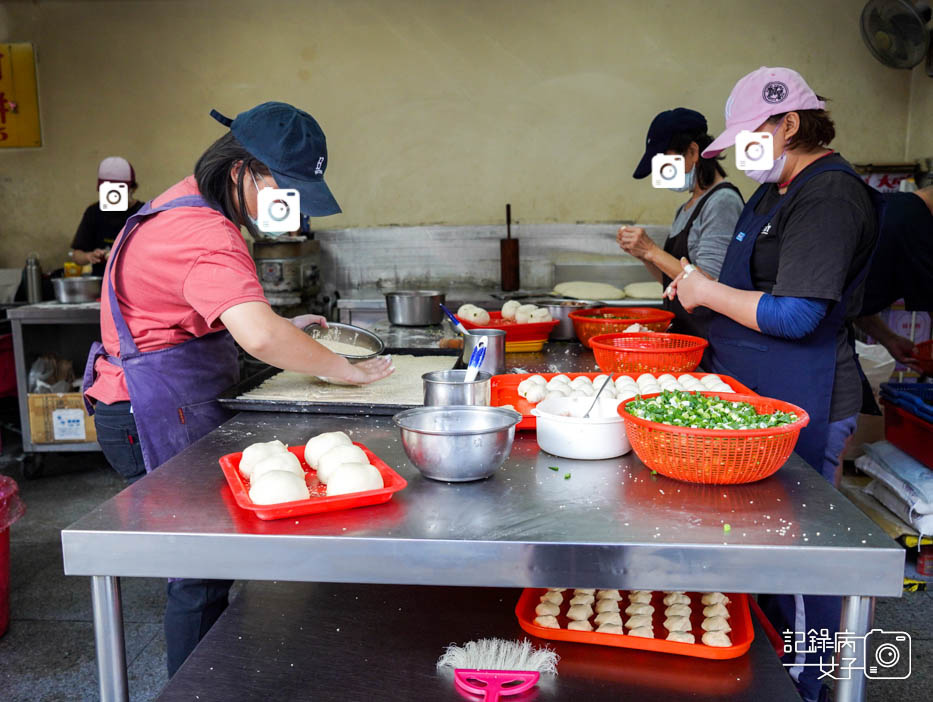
[393,406,522,482]
[302,322,385,361]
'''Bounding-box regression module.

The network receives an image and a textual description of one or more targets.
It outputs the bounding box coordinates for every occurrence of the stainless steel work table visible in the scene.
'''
[63,412,904,702]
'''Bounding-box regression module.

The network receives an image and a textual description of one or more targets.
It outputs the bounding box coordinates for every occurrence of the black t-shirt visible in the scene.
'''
[749,154,879,421]
[860,191,933,315]
[71,201,143,276]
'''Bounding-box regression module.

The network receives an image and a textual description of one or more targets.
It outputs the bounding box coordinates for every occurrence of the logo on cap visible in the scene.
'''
[314,157,325,176]
[763,82,788,104]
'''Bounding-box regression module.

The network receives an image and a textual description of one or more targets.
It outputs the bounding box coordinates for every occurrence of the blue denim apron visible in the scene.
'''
[707,161,881,470]
[83,195,240,473]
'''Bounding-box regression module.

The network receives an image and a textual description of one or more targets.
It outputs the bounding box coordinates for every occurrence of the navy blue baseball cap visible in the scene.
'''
[210,101,341,216]
[632,108,708,180]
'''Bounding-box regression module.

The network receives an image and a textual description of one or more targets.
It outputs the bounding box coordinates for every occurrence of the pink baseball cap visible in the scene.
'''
[702,67,826,158]
[97,156,136,187]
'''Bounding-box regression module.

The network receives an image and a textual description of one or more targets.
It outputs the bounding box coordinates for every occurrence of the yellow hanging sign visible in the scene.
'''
[0,43,42,148]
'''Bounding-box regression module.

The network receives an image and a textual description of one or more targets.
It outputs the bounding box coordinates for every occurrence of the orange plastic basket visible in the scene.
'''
[568,307,674,348]
[618,392,810,484]
[589,332,707,373]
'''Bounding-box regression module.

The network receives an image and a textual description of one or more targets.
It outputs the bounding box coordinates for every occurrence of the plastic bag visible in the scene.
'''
[27,354,74,394]
[0,476,25,530]
[856,341,896,396]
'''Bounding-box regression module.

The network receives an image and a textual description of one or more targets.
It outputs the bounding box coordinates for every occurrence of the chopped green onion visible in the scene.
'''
[548,466,560,472]
[724,524,732,532]
[564,473,571,480]
[625,390,797,430]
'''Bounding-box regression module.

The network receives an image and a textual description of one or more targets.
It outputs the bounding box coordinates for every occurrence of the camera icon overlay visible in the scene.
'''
[99,181,129,212]
[735,130,774,171]
[651,154,685,190]
[256,188,300,234]
[865,629,911,680]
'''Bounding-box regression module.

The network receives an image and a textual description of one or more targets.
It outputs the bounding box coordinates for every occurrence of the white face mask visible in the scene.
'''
[247,170,291,237]
[745,120,787,184]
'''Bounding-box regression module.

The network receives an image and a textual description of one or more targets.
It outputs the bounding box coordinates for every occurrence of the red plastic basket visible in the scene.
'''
[914,340,933,376]
[219,443,407,520]
[881,400,933,468]
[618,392,810,484]
[569,307,674,348]
[589,332,707,374]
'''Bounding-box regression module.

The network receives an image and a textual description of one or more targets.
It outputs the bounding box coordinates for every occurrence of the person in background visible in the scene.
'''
[617,108,743,339]
[667,67,881,702]
[70,156,143,276]
[82,102,393,677]
[855,185,933,370]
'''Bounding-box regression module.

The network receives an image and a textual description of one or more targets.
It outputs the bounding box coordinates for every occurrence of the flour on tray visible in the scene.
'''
[240,354,455,406]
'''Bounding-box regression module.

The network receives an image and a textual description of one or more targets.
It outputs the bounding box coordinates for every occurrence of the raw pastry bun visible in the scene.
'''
[250,451,304,482]
[239,439,289,478]
[457,304,491,325]
[325,462,384,497]
[317,444,369,484]
[248,470,310,505]
[514,304,538,324]
[501,300,522,320]
[305,431,352,468]
[624,281,664,300]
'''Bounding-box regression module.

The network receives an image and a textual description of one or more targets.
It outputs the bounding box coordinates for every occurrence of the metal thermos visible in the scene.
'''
[25,254,42,303]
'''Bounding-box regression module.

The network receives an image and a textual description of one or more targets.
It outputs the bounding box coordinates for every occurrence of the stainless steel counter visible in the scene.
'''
[63,391,902,702]
[6,300,101,323]
[62,413,903,595]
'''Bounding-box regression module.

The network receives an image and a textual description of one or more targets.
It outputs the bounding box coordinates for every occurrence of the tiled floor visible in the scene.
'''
[0,417,930,701]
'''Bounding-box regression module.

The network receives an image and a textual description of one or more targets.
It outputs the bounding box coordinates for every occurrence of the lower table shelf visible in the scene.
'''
[157,581,801,702]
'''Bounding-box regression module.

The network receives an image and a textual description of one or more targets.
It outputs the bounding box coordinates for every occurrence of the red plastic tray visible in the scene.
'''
[219,443,407,520]
[515,588,754,659]
[457,310,559,348]
[882,400,933,469]
[491,372,756,431]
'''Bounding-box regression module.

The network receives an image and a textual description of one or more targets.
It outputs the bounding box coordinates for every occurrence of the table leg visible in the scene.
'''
[91,576,129,702]
[835,595,874,702]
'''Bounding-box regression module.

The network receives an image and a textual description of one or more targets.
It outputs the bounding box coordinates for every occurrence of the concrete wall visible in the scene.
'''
[907,64,933,162]
[0,0,916,272]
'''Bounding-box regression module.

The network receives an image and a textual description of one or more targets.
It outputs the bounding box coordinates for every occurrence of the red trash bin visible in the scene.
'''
[0,475,25,637]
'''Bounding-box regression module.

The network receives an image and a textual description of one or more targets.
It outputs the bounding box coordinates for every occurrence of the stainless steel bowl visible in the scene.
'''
[385,290,446,326]
[394,405,522,481]
[525,297,599,340]
[423,370,492,406]
[52,276,102,304]
[302,322,385,361]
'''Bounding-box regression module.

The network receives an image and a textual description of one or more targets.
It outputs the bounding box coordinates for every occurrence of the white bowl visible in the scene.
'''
[531,396,631,460]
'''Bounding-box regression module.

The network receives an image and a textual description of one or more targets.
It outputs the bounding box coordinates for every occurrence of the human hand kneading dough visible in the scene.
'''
[666,257,712,313]
[341,356,395,385]
[617,226,658,261]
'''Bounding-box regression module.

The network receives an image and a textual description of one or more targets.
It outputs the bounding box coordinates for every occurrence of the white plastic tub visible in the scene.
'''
[531,396,631,460]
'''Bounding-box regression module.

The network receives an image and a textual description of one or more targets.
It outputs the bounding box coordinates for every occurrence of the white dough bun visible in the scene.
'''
[325,462,384,497]
[239,440,289,478]
[304,432,352,468]
[248,470,310,505]
[250,452,304,482]
[317,444,369,484]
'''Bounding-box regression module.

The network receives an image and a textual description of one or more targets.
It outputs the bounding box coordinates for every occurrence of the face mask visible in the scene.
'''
[248,170,291,238]
[668,164,695,192]
[745,120,787,184]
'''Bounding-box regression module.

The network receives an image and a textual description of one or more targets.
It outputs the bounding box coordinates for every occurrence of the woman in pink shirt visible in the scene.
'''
[83,102,393,676]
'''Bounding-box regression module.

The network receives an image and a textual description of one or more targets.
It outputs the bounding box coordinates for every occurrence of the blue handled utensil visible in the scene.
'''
[464,339,487,383]
[440,303,471,335]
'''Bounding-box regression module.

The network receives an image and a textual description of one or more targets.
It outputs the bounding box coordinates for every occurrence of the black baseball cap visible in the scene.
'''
[210,102,341,216]
[632,108,708,180]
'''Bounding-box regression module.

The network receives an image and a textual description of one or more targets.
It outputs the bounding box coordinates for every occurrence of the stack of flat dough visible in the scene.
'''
[532,588,733,647]
[553,281,625,300]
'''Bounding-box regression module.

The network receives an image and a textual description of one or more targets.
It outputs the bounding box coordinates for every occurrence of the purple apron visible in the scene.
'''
[83,195,240,473]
